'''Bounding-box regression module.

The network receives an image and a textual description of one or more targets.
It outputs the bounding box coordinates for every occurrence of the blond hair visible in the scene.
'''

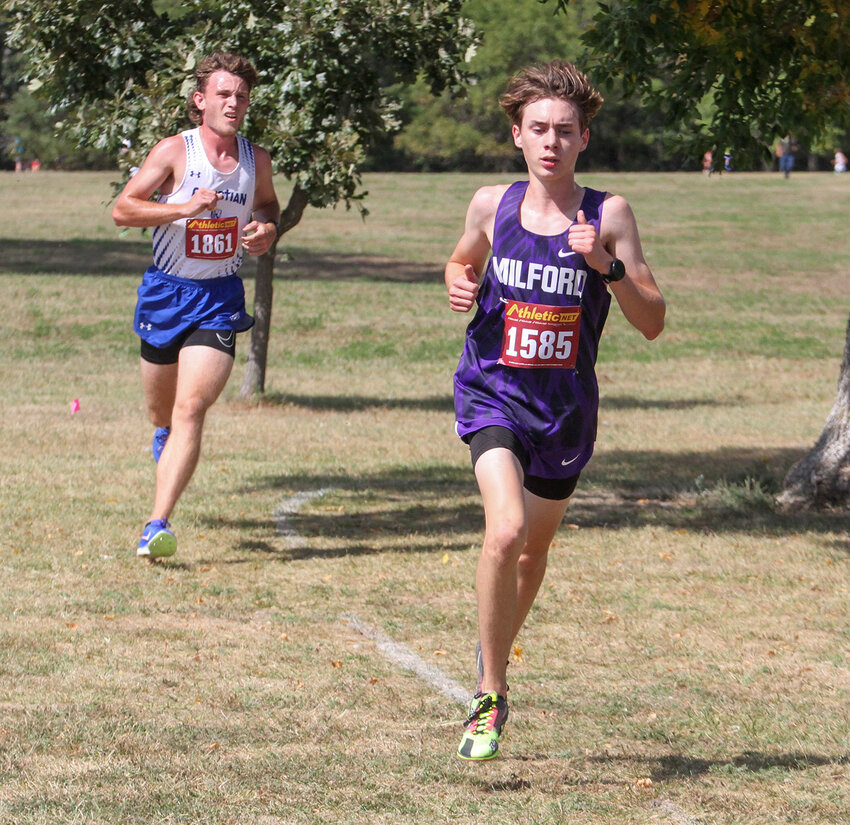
[500,61,603,131]
[187,52,258,125]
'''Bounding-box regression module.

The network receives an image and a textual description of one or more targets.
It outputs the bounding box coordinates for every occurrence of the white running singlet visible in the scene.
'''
[151,128,256,280]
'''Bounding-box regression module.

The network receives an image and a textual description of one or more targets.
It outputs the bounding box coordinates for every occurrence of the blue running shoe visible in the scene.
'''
[137,519,177,558]
[152,427,170,463]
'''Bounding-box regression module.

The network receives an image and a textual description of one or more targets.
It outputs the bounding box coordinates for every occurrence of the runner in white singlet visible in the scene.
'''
[113,52,279,560]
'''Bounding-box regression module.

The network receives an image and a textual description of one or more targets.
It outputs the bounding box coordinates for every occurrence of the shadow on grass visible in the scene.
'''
[0,238,152,276]
[259,393,730,415]
[281,247,436,282]
[213,465,480,562]
[261,392,454,413]
[600,394,745,411]
[491,749,849,789]
[210,446,847,563]
[0,238,435,282]
[588,750,849,782]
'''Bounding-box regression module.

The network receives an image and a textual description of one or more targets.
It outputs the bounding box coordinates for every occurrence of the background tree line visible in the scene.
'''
[5,0,846,173]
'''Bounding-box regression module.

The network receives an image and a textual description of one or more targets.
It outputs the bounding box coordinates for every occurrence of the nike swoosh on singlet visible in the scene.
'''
[561,455,580,466]
[557,249,571,258]
[216,331,235,347]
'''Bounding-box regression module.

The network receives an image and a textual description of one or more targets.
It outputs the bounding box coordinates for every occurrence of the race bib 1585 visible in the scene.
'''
[499,299,581,369]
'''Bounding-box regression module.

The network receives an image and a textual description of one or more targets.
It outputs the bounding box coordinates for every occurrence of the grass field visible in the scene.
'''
[1,169,848,824]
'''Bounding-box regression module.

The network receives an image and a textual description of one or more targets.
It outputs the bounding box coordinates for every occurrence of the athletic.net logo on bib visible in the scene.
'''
[500,299,581,369]
[185,216,238,260]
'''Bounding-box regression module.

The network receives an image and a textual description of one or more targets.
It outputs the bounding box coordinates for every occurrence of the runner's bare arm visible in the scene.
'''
[242,146,280,256]
[570,195,665,340]
[112,136,220,228]
[445,186,505,313]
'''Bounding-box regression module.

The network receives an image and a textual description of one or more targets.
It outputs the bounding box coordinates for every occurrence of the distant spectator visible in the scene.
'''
[777,134,797,178]
[30,159,41,172]
[702,150,712,174]
[833,149,847,174]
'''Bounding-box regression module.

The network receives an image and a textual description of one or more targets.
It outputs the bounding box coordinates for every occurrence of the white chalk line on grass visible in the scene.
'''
[650,799,705,825]
[343,613,469,705]
[274,487,335,543]
[274,489,469,705]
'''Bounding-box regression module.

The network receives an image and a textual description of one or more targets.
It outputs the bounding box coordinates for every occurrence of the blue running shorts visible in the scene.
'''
[133,267,254,348]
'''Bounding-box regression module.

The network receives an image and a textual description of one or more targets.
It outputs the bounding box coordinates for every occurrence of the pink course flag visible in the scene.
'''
[70,398,80,415]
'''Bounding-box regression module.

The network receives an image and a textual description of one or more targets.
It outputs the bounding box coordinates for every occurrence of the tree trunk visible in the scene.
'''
[777,313,850,510]
[239,184,309,400]
[239,248,276,398]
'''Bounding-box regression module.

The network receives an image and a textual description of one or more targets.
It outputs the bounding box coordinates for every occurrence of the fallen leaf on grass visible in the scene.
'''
[331,661,343,668]
[634,777,653,789]
[512,644,523,662]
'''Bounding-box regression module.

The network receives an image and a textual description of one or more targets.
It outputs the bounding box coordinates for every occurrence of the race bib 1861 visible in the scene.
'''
[185,216,239,260]
[499,299,581,369]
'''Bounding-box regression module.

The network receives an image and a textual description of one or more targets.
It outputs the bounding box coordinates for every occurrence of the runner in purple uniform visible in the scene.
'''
[447,61,666,761]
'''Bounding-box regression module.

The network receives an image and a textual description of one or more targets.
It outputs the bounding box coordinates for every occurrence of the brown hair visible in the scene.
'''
[499,60,603,131]
[187,52,259,125]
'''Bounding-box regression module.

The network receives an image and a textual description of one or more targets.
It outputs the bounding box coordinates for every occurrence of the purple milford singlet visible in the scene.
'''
[453,181,611,479]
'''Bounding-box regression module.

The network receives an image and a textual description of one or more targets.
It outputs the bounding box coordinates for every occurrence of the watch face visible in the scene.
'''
[608,259,625,282]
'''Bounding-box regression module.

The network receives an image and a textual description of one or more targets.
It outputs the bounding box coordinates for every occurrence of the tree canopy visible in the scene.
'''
[7,0,475,205]
[390,0,697,172]
[547,0,850,169]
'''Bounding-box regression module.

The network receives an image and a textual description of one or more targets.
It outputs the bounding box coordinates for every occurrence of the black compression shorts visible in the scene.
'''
[465,425,580,501]
[140,327,237,365]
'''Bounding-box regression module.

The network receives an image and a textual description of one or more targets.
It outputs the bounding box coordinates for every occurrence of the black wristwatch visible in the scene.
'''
[602,258,625,284]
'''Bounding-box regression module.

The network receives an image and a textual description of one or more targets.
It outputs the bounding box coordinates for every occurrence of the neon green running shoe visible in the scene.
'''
[457,691,509,761]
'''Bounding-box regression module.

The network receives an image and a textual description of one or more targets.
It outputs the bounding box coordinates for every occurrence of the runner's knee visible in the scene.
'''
[517,546,548,578]
[172,393,213,424]
[482,519,527,566]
